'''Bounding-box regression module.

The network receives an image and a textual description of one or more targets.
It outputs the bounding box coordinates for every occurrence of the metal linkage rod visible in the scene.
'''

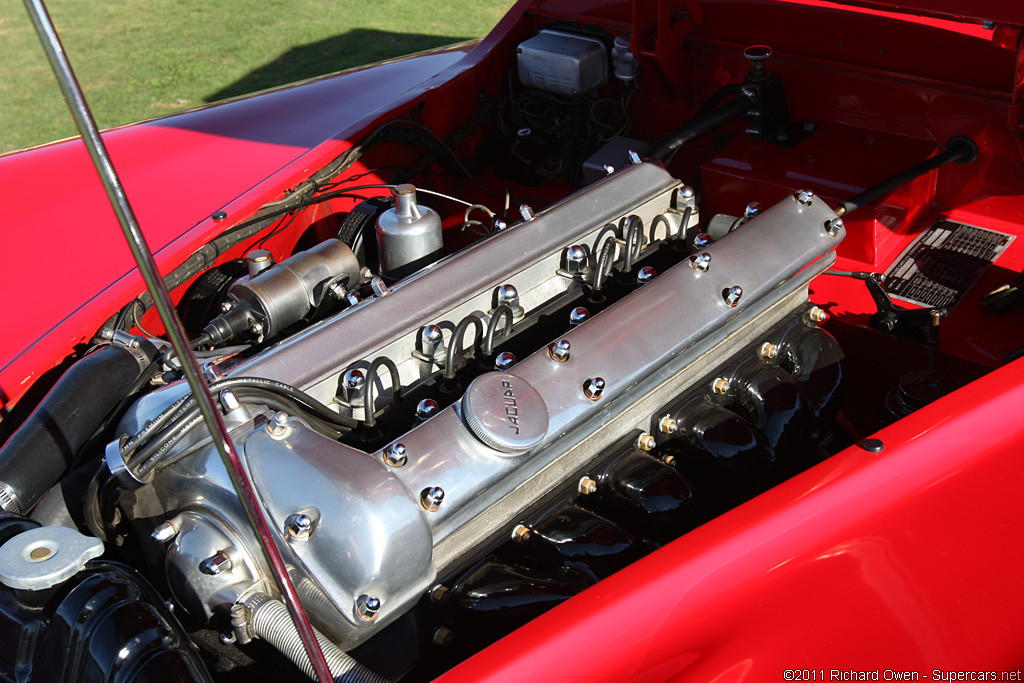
[20,3,333,682]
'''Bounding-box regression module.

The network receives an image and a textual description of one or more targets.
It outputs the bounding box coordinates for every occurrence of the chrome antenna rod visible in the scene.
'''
[19,2,333,681]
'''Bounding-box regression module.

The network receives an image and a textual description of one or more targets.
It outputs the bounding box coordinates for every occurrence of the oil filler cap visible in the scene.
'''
[461,372,548,454]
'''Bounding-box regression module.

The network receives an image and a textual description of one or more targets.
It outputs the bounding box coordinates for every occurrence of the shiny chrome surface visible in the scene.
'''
[119,164,842,650]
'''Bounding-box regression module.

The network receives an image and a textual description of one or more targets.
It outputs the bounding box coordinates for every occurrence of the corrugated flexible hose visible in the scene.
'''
[243,593,389,683]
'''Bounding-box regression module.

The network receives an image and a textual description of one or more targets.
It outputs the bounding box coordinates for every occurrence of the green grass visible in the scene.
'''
[0,0,515,154]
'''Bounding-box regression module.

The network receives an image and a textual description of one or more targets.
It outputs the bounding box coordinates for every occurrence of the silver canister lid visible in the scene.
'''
[461,372,548,454]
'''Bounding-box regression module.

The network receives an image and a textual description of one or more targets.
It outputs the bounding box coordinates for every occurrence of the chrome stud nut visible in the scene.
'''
[569,307,590,326]
[723,285,743,307]
[494,351,517,371]
[415,399,439,421]
[677,185,696,208]
[578,477,598,495]
[267,411,291,438]
[421,486,445,512]
[795,189,815,206]
[693,232,712,249]
[690,252,711,272]
[495,284,524,318]
[825,217,844,237]
[356,595,381,622]
[637,266,657,284]
[712,377,731,395]
[758,342,779,360]
[151,521,178,543]
[199,550,233,576]
[286,513,313,541]
[548,339,571,362]
[744,202,763,218]
[628,148,643,165]
[383,443,407,467]
[583,377,606,400]
[564,245,589,275]
[520,204,537,221]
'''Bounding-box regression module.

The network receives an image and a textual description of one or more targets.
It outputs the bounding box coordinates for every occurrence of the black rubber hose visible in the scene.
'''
[0,343,155,514]
[647,92,754,165]
[593,236,618,292]
[836,136,978,217]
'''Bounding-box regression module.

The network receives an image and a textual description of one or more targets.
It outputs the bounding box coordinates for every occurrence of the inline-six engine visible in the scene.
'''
[109,160,845,666]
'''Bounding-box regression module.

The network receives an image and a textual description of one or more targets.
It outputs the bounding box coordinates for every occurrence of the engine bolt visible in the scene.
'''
[712,377,731,395]
[564,245,588,275]
[344,368,365,390]
[220,389,242,413]
[677,185,696,208]
[421,486,445,512]
[415,399,439,421]
[494,351,517,371]
[370,277,390,297]
[267,411,291,438]
[825,217,844,237]
[433,626,456,648]
[578,477,598,495]
[151,520,178,543]
[795,189,815,206]
[661,454,677,466]
[693,232,712,249]
[429,584,451,606]
[691,252,711,272]
[495,284,523,318]
[493,217,508,232]
[569,306,590,326]
[250,321,264,338]
[199,550,233,576]
[603,163,616,175]
[723,285,743,307]
[583,377,606,400]
[520,204,536,221]
[758,342,779,360]
[628,148,643,165]
[356,595,381,622]
[637,266,657,284]
[636,433,656,451]
[383,443,408,468]
[744,202,762,219]
[512,523,532,543]
[549,339,571,362]
[659,415,678,434]
[286,513,313,541]
[807,306,828,324]
[420,324,444,357]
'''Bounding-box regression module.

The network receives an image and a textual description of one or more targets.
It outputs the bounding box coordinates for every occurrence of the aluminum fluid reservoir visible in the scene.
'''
[376,184,443,280]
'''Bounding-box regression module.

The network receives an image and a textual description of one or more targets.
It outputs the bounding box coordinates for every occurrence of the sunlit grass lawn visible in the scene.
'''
[0,0,515,154]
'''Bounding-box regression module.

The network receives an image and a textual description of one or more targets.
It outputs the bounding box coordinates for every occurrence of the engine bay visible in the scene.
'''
[2,1,1023,681]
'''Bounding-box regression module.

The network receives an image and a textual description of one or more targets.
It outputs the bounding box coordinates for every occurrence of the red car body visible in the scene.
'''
[2,1,1023,681]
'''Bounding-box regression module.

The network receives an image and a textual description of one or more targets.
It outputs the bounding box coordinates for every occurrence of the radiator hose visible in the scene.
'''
[0,340,156,514]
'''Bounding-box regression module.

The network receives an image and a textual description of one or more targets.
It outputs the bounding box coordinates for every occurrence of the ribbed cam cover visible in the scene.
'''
[461,373,549,454]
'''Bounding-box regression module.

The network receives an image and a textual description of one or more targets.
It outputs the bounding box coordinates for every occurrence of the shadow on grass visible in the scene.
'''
[204,29,469,103]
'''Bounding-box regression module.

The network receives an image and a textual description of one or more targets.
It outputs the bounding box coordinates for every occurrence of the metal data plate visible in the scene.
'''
[884,218,1014,309]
